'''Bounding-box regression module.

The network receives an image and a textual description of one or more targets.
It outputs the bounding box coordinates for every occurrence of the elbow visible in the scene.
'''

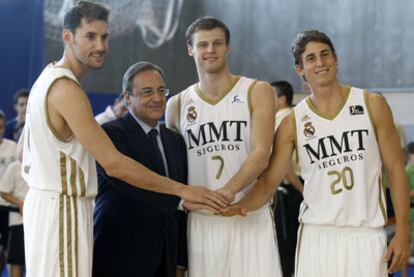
[256,150,272,172]
[265,181,278,201]
[101,159,124,180]
[259,177,277,201]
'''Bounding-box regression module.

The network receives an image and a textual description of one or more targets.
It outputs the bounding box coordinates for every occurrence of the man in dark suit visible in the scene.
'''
[93,62,188,277]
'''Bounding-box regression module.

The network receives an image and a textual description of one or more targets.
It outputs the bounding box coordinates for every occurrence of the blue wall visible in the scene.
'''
[0,0,44,119]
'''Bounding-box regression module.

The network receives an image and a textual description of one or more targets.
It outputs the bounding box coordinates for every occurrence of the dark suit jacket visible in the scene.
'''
[93,113,188,277]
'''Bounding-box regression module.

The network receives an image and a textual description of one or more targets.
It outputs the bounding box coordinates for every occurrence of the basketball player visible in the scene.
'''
[225,30,409,276]
[20,2,227,277]
[166,16,282,277]
[271,80,303,277]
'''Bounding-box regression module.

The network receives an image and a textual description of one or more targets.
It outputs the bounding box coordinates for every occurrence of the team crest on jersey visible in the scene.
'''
[303,122,316,138]
[186,106,197,122]
[350,105,364,115]
[302,114,311,122]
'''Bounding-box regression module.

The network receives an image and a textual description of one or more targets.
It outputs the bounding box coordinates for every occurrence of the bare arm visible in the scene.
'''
[285,167,304,194]
[48,79,228,209]
[369,93,409,272]
[165,94,181,133]
[219,81,276,199]
[227,114,296,212]
[0,192,23,213]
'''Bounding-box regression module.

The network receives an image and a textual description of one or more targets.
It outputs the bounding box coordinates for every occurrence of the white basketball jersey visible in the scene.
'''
[0,139,16,178]
[295,87,386,228]
[0,139,17,206]
[179,76,255,201]
[22,63,97,197]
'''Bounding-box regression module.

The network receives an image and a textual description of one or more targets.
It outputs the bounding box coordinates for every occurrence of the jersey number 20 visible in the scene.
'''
[328,166,354,195]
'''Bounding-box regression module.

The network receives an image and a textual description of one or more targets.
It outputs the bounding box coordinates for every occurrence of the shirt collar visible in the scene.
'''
[129,111,160,135]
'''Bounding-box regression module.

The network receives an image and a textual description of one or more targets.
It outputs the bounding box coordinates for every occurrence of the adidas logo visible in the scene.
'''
[302,115,311,122]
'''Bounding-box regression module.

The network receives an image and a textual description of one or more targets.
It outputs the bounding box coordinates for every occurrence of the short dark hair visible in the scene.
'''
[271,81,294,106]
[0,110,5,121]
[122,62,166,92]
[63,0,110,34]
[291,30,337,66]
[186,16,230,46]
[13,88,29,104]
[408,142,414,154]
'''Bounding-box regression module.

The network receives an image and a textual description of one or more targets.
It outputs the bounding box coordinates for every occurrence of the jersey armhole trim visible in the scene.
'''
[177,91,182,133]
[363,90,378,139]
[247,79,258,116]
[44,77,77,143]
[292,111,299,164]
[378,173,387,224]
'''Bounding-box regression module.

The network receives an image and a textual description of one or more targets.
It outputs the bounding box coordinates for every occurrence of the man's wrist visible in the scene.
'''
[224,185,237,195]
[175,183,186,199]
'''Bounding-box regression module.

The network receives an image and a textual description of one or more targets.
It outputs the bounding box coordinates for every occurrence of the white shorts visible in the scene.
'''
[188,205,282,277]
[295,224,387,277]
[23,188,94,277]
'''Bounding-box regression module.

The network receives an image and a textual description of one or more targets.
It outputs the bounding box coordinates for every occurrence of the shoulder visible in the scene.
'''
[101,116,125,131]
[8,160,21,171]
[101,116,128,139]
[281,112,296,128]
[4,138,17,146]
[249,80,274,101]
[167,93,181,108]
[249,79,273,98]
[364,91,393,129]
[247,80,274,113]
[364,91,389,118]
[47,77,87,109]
[249,79,271,92]
[275,112,296,146]
[165,93,184,132]
[365,91,387,108]
[161,124,183,140]
[1,139,17,149]
[50,77,82,94]
[161,125,187,153]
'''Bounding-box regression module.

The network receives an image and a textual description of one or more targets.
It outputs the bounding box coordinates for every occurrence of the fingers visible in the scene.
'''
[216,189,235,203]
[386,245,409,273]
[384,246,392,264]
[184,199,247,217]
[183,201,220,214]
[203,190,229,209]
[387,252,397,273]
[181,186,230,212]
[204,198,225,212]
[198,207,219,215]
[218,207,247,217]
[387,253,401,273]
[182,186,223,206]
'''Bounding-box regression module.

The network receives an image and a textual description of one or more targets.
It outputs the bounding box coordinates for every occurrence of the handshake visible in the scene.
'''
[179,185,247,216]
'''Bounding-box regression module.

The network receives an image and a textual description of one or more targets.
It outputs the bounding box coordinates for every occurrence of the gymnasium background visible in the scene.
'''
[1,0,413,141]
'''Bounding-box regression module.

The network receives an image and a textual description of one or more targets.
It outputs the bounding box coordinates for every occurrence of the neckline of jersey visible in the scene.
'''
[305,85,352,121]
[195,75,241,106]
